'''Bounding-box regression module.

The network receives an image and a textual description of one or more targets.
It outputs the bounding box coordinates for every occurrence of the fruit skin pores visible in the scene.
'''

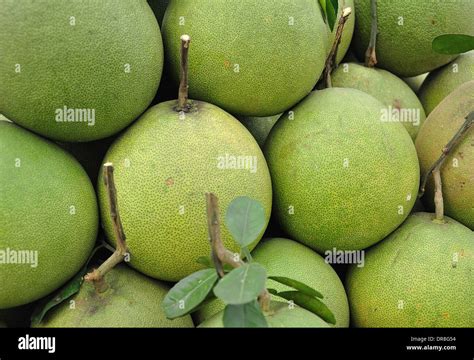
[265,88,419,252]
[0,0,163,142]
[0,122,98,309]
[162,0,329,117]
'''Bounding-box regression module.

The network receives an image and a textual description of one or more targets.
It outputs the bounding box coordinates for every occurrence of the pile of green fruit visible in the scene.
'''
[0,0,473,329]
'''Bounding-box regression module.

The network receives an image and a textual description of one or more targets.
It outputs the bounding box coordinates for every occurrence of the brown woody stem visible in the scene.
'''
[205,193,271,311]
[323,6,352,88]
[85,163,128,290]
[177,34,191,112]
[433,169,444,220]
[419,112,474,200]
[365,0,378,67]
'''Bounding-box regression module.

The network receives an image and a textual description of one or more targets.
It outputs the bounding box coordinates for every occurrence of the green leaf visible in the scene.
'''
[163,268,218,319]
[195,256,234,272]
[268,276,324,299]
[31,244,104,326]
[318,0,327,14]
[326,0,338,32]
[432,34,474,55]
[196,256,213,268]
[273,291,336,325]
[213,263,267,305]
[223,300,268,328]
[225,196,266,248]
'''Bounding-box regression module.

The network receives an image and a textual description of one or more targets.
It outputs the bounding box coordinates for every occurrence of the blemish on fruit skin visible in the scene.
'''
[224,60,231,69]
[393,99,402,111]
[165,177,174,187]
[442,312,450,319]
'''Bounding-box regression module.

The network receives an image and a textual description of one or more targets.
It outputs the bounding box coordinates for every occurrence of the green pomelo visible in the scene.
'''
[237,114,281,148]
[38,264,193,328]
[403,73,428,94]
[198,300,329,328]
[419,51,474,115]
[332,62,426,140]
[194,237,349,327]
[264,88,419,252]
[0,0,163,142]
[162,0,328,117]
[327,0,355,65]
[353,0,474,77]
[0,122,98,309]
[147,0,170,26]
[347,212,474,327]
[98,100,272,282]
[415,81,474,230]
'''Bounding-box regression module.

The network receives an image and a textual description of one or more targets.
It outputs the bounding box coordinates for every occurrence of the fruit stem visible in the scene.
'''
[365,0,378,68]
[84,163,128,290]
[176,34,192,112]
[205,193,243,277]
[205,193,271,311]
[323,6,352,88]
[419,111,474,204]
[433,169,444,221]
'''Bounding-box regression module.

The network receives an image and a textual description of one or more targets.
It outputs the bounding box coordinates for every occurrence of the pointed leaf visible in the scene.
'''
[225,196,266,247]
[223,301,268,328]
[326,0,339,32]
[213,263,267,305]
[273,291,336,325]
[31,244,104,326]
[196,256,213,268]
[268,276,324,299]
[163,268,218,319]
[432,34,474,55]
[196,256,233,272]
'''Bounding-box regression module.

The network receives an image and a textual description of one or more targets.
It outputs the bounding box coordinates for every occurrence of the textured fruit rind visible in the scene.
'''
[0,122,98,309]
[265,88,419,252]
[415,80,474,230]
[162,0,328,116]
[194,237,350,327]
[0,0,163,141]
[98,101,272,282]
[347,212,474,328]
[418,52,474,115]
[353,0,474,77]
[37,265,194,328]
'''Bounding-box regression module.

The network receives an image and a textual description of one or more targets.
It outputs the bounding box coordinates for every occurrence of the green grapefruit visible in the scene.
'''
[264,88,419,252]
[347,212,474,327]
[0,122,98,309]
